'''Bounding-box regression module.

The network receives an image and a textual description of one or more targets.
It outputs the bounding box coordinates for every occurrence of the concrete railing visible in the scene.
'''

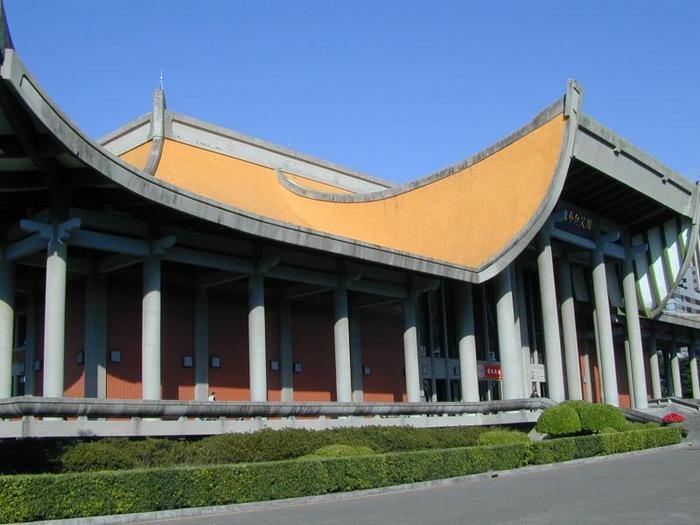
[0,396,556,419]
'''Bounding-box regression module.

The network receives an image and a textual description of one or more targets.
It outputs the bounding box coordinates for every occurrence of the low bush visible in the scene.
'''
[477,430,530,446]
[625,421,659,431]
[535,405,581,437]
[578,403,627,433]
[9,425,488,475]
[302,444,375,459]
[0,443,531,523]
[531,427,681,465]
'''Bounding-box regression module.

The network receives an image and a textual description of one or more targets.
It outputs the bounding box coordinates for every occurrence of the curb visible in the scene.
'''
[22,442,690,525]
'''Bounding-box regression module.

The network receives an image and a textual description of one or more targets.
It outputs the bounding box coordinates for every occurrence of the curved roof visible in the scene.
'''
[0,39,580,282]
[119,109,568,271]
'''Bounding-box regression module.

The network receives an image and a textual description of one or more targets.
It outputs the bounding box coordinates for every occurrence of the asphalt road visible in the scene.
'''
[141,421,700,525]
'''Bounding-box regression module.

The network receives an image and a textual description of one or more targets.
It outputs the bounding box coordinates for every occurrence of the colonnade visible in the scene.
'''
[1,219,700,407]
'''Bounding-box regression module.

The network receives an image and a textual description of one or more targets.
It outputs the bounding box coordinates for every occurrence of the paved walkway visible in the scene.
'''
[141,418,700,525]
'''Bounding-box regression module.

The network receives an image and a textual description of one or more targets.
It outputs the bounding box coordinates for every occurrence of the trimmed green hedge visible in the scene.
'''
[477,429,530,446]
[301,444,375,459]
[3,426,486,475]
[531,427,682,465]
[0,427,681,523]
[0,443,530,523]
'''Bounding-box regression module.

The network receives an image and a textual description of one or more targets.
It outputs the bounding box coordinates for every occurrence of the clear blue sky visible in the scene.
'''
[5,1,699,184]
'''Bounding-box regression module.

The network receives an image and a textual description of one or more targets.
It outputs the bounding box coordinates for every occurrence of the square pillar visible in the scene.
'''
[84,274,107,398]
[193,286,209,401]
[279,299,294,402]
[333,288,352,402]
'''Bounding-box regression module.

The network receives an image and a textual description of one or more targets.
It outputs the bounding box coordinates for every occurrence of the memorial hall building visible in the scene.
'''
[0,6,698,437]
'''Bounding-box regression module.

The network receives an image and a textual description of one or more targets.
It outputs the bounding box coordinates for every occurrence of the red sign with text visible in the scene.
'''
[484,364,502,380]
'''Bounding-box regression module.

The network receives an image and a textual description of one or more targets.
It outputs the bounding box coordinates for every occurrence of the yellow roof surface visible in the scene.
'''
[120,113,566,269]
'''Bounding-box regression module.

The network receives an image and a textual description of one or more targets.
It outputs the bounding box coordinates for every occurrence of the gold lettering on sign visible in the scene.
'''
[565,210,593,232]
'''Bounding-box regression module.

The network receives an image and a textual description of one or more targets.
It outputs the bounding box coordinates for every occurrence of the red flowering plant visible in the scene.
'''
[661,412,686,425]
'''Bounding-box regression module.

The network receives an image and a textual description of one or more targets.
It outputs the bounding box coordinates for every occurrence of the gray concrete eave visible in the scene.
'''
[166,111,394,193]
[97,112,151,155]
[575,113,696,217]
[655,312,700,330]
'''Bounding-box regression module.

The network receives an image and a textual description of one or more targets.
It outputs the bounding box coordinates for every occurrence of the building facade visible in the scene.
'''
[0,6,699,437]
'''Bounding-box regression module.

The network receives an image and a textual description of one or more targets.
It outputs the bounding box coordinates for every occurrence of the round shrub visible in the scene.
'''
[477,430,530,446]
[535,405,581,437]
[301,444,375,459]
[559,400,592,418]
[579,403,627,433]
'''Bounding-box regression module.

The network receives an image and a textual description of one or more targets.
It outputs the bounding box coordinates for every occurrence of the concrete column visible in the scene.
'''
[592,304,604,401]
[664,349,673,397]
[649,338,662,399]
[84,275,107,398]
[495,268,524,399]
[671,349,683,398]
[591,247,619,406]
[43,237,68,398]
[23,287,37,396]
[248,273,267,402]
[515,268,532,394]
[350,308,363,403]
[536,233,565,401]
[557,257,582,400]
[0,254,13,398]
[333,288,352,402]
[279,299,294,402]
[142,256,162,400]
[402,297,421,402]
[624,339,636,409]
[456,282,479,402]
[621,255,648,409]
[582,351,593,402]
[193,287,209,401]
[690,346,699,400]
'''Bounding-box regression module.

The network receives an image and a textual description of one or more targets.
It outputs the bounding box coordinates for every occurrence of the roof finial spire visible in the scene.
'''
[159,69,164,91]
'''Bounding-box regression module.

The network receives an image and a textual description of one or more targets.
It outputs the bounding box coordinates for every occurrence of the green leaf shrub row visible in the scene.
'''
[0,427,682,523]
[0,443,530,523]
[0,425,486,475]
[530,427,682,465]
[477,429,530,446]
